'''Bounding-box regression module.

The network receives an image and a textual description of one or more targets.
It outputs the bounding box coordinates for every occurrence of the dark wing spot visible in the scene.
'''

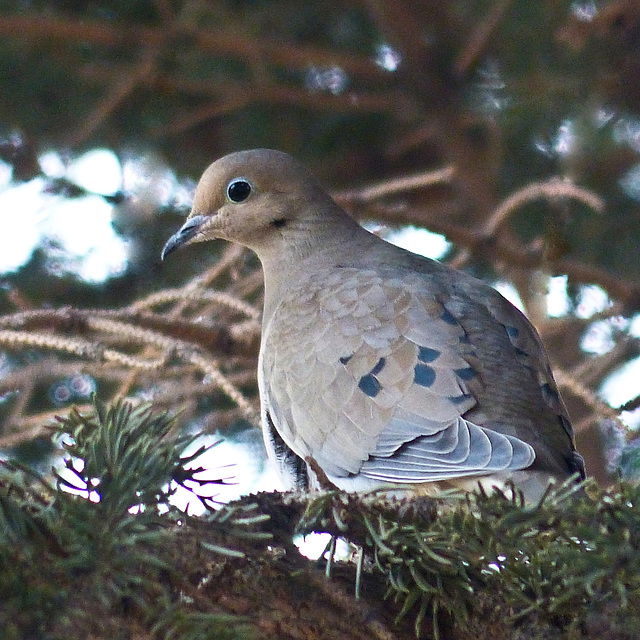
[271,218,287,228]
[454,367,476,381]
[541,382,560,403]
[358,374,382,397]
[514,347,529,357]
[414,363,436,387]
[441,309,458,325]
[505,325,520,338]
[370,357,386,376]
[339,355,353,365]
[459,333,472,344]
[417,346,440,363]
[357,358,386,396]
[450,393,473,405]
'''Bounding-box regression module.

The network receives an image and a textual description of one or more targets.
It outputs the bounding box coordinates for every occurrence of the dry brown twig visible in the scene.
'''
[570,333,639,387]
[450,177,605,269]
[483,177,605,237]
[0,245,262,446]
[0,14,387,82]
[68,46,160,147]
[554,368,627,434]
[454,0,513,76]
[334,165,456,203]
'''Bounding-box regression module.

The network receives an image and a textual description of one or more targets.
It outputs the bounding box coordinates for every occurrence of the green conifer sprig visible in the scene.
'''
[0,397,260,640]
[295,480,640,638]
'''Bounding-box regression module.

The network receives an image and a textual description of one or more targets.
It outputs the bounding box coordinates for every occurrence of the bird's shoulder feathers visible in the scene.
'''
[259,262,573,487]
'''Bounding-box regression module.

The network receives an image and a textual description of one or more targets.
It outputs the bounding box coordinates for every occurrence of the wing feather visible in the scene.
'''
[261,268,541,487]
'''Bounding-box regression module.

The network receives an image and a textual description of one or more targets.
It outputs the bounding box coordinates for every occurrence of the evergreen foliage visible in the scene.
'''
[2,397,640,639]
[296,480,640,639]
[0,397,258,640]
[1,0,639,493]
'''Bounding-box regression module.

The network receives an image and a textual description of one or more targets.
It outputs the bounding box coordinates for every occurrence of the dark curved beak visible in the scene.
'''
[161,215,208,261]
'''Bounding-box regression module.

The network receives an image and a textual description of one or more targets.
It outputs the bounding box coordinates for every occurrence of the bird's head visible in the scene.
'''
[161,149,341,261]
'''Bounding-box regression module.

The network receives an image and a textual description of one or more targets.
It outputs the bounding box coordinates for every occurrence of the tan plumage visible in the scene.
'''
[162,149,585,501]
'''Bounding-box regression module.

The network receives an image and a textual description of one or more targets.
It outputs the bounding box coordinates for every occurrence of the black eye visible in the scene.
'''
[227,178,252,203]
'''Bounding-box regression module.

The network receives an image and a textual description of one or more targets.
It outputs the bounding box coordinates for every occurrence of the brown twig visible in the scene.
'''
[73,67,404,128]
[484,177,604,237]
[0,243,264,443]
[0,422,55,449]
[570,334,639,387]
[131,288,260,320]
[0,307,259,358]
[0,329,101,358]
[185,352,259,424]
[0,14,387,82]
[554,368,627,433]
[67,46,159,147]
[454,0,513,76]
[334,165,456,203]
[305,456,339,491]
[148,94,255,139]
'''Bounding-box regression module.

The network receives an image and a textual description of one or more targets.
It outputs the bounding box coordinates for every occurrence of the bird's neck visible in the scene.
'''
[258,210,376,324]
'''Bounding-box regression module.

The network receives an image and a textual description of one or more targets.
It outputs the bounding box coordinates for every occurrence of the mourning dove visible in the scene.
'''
[162,149,585,501]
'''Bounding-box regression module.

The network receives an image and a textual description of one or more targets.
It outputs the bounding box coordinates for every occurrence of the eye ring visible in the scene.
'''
[227,178,252,203]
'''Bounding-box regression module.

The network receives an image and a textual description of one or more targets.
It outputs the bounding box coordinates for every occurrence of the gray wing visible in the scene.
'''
[260,268,550,486]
